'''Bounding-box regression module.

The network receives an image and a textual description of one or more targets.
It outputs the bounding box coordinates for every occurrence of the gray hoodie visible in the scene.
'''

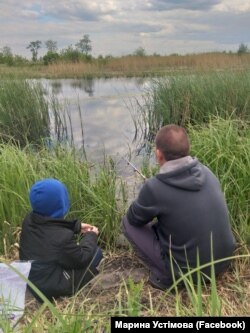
[127,157,236,278]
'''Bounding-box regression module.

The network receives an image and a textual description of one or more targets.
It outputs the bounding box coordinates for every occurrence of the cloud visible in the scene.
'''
[39,1,118,21]
[104,21,163,34]
[20,10,40,19]
[140,0,221,11]
[0,0,250,57]
[214,0,250,12]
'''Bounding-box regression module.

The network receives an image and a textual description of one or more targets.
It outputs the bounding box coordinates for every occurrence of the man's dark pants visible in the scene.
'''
[122,216,172,288]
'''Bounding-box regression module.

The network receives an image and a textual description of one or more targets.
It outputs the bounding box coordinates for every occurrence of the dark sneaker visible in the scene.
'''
[149,274,169,291]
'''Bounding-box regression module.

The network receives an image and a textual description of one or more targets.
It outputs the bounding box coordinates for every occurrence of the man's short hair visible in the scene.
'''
[155,124,190,161]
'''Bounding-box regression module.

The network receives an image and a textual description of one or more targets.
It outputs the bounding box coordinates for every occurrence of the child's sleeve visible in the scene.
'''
[58,233,98,269]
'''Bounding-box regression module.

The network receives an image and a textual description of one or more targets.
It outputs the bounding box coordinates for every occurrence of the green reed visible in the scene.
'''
[137,71,250,140]
[0,80,50,146]
[0,78,72,149]
[188,118,250,244]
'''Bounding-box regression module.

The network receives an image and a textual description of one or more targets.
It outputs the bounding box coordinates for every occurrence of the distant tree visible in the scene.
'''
[75,34,92,55]
[2,46,12,57]
[237,42,249,55]
[45,40,58,53]
[27,40,42,61]
[134,47,146,57]
[13,54,28,65]
[61,45,82,62]
[0,46,13,65]
[105,54,113,59]
[43,52,60,65]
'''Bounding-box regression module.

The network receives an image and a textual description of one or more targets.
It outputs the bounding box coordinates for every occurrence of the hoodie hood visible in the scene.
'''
[29,178,69,218]
[156,158,205,191]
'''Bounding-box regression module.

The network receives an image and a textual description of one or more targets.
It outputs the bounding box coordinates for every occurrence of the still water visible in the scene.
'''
[42,77,151,162]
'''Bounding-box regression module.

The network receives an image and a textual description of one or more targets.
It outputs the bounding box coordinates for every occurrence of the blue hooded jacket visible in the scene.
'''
[29,178,70,218]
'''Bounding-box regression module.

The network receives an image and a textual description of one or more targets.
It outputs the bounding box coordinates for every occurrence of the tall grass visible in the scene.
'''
[0,143,125,254]
[0,80,50,146]
[0,80,72,147]
[189,118,250,244]
[137,71,250,140]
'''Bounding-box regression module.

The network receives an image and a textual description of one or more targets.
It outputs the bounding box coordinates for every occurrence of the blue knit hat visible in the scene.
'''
[29,178,69,218]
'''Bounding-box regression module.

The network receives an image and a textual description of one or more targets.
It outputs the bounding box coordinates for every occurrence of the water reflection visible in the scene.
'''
[44,77,151,162]
[51,80,62,94]
[70,78,94,96]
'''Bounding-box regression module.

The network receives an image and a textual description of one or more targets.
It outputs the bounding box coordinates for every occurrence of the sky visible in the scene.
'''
[1,0,250,59]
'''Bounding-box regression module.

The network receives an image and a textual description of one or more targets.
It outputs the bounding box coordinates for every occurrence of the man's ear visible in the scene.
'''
[156,148,165,165]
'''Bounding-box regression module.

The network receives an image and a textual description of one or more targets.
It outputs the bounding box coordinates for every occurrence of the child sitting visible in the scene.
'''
[19,178,102,301]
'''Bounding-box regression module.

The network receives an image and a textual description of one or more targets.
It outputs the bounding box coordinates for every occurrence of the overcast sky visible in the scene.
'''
[1,0,250,58]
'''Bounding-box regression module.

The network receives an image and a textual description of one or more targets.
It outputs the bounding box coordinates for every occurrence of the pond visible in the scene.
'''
[42,77,152,164]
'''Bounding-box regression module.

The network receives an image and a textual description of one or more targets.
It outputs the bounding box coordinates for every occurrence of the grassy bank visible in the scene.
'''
[1,52,250,79]
[0,251,246,332]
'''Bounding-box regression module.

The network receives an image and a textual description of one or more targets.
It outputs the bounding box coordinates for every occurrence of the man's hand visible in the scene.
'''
[81,223,99,235]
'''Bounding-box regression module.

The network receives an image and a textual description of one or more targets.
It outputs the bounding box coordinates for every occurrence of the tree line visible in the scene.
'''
[0,34,93,66]
[0,35,249,67]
